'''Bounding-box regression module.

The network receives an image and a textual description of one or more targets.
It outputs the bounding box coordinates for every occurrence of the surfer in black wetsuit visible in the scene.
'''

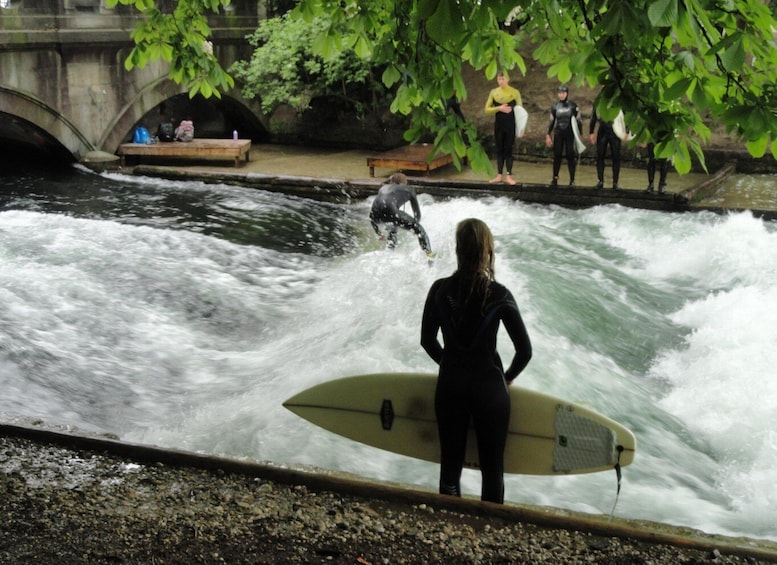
[369,173,433,256]
[421,218,532,504]
[589,109,621,190]
[446,90,465,121]
[645,142,670,193]
[545,84,581,188]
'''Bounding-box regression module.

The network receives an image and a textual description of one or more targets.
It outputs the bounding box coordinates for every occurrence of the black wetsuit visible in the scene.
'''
[421,273,532,503]
[369,183,432,253]
[492,102,517,176]
[548,100,580,183]
[646,142,669,192]
[446,95,465,121]
[589,110,621,186]
[485,85,522,177]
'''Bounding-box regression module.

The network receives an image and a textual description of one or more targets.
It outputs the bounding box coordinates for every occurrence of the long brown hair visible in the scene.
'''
[455,218,495,303]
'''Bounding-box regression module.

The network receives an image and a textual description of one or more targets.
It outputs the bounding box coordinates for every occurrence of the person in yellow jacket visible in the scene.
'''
[484,71,523,185]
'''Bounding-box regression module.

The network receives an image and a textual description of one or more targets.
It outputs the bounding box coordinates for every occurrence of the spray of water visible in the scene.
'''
[2,171,776,541]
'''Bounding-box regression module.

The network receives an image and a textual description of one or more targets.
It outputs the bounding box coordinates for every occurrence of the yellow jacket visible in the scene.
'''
[485,85,522,115]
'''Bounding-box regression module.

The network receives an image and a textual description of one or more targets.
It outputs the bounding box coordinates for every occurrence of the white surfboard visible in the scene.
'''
[613,111,635,141]
[283,373,636,476]
[514,106,528,138]
[571,117,586,154]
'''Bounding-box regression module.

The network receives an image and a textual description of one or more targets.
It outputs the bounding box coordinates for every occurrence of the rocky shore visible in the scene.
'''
[2,425,776,564]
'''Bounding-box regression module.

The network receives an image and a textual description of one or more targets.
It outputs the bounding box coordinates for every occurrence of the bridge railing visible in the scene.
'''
[0,0,261,46]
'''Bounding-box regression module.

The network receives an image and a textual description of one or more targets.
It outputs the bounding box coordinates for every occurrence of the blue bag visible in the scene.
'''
[133,126,150,144]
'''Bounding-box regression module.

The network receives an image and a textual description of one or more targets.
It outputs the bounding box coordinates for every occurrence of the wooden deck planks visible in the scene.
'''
[118,139,252,168]
[367,144,453,177]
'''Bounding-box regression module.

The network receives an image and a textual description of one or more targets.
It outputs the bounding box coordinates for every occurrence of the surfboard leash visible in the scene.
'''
[609,445,624,519]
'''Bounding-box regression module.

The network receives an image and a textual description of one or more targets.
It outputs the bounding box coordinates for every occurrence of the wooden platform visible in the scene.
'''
[118,138,252,168]
[367,144,453,177]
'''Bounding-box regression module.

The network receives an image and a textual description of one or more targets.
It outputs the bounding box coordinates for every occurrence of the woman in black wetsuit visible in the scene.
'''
[420,218,532,503]
[545,84,581,187]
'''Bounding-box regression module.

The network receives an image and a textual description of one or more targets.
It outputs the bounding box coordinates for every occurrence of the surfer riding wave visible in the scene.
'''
[369,173,433,257]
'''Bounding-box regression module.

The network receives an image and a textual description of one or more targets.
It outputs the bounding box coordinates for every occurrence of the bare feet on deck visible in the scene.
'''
[505,175,516,185]
[489,175,503,184]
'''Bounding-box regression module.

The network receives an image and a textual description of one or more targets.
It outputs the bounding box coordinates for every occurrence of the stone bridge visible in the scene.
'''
[0,0,267,164]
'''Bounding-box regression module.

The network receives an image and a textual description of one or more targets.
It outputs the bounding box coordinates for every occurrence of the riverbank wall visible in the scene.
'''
[130,156,777,221]
[3,419,777,562]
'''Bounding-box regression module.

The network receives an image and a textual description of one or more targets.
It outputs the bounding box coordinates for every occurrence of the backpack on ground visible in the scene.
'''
[175,120,194,142]
[158,121,175,142]
[132,126,150,144]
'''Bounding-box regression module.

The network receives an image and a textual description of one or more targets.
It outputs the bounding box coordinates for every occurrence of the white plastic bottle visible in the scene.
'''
[232,129,238,141]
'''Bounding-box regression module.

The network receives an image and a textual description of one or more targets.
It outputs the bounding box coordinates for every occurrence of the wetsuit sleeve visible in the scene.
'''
[369,192,383,236]
[370,216,381,237]
[589,110,598,135]
[501,296,532,383]
[547,104,557,135]
[409,193,421,222]
[420,282,444,365]
[484,89,500,116]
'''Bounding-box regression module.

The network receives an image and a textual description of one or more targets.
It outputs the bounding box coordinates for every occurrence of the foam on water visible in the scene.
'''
[593,208,777,538]
[0,209,321,432]
[2,172,776,541]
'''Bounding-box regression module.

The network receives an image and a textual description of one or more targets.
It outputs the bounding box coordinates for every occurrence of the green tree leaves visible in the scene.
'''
[229,12,377,116]
[295,0,777,174]
[648,0,678,27]
[285,0,527,174]
[106,0,234,98]
[115,0,777,172]
[526,0,777,170]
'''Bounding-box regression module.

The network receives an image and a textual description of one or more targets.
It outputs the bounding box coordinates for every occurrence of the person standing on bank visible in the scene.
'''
[421,218,532,504]
[644,142,670,193]
[485,71,523,186]
[545,84,581,188]
[446,89,466,121]
[369,173,433,258]
[589,109,622,190]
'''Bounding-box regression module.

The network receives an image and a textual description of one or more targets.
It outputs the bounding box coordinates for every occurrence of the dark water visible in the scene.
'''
[0,165,362,256]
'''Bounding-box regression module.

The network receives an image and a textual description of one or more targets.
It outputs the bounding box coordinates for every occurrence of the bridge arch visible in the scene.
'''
[0,1,265,164]
[0,86,93,162]
[102,76,270,155]
[101,76,188,152]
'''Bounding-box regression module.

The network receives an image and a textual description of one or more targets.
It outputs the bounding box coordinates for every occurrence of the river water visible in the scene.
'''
[1,165,776,543]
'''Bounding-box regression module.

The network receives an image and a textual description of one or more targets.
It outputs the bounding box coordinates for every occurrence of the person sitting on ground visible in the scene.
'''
[369,172,433,258]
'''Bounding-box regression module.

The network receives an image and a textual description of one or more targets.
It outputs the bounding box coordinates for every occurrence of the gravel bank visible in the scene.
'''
[2,425,776,564]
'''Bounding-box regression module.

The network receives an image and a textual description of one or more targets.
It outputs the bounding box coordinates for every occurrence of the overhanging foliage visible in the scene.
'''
[113,0,777,175]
